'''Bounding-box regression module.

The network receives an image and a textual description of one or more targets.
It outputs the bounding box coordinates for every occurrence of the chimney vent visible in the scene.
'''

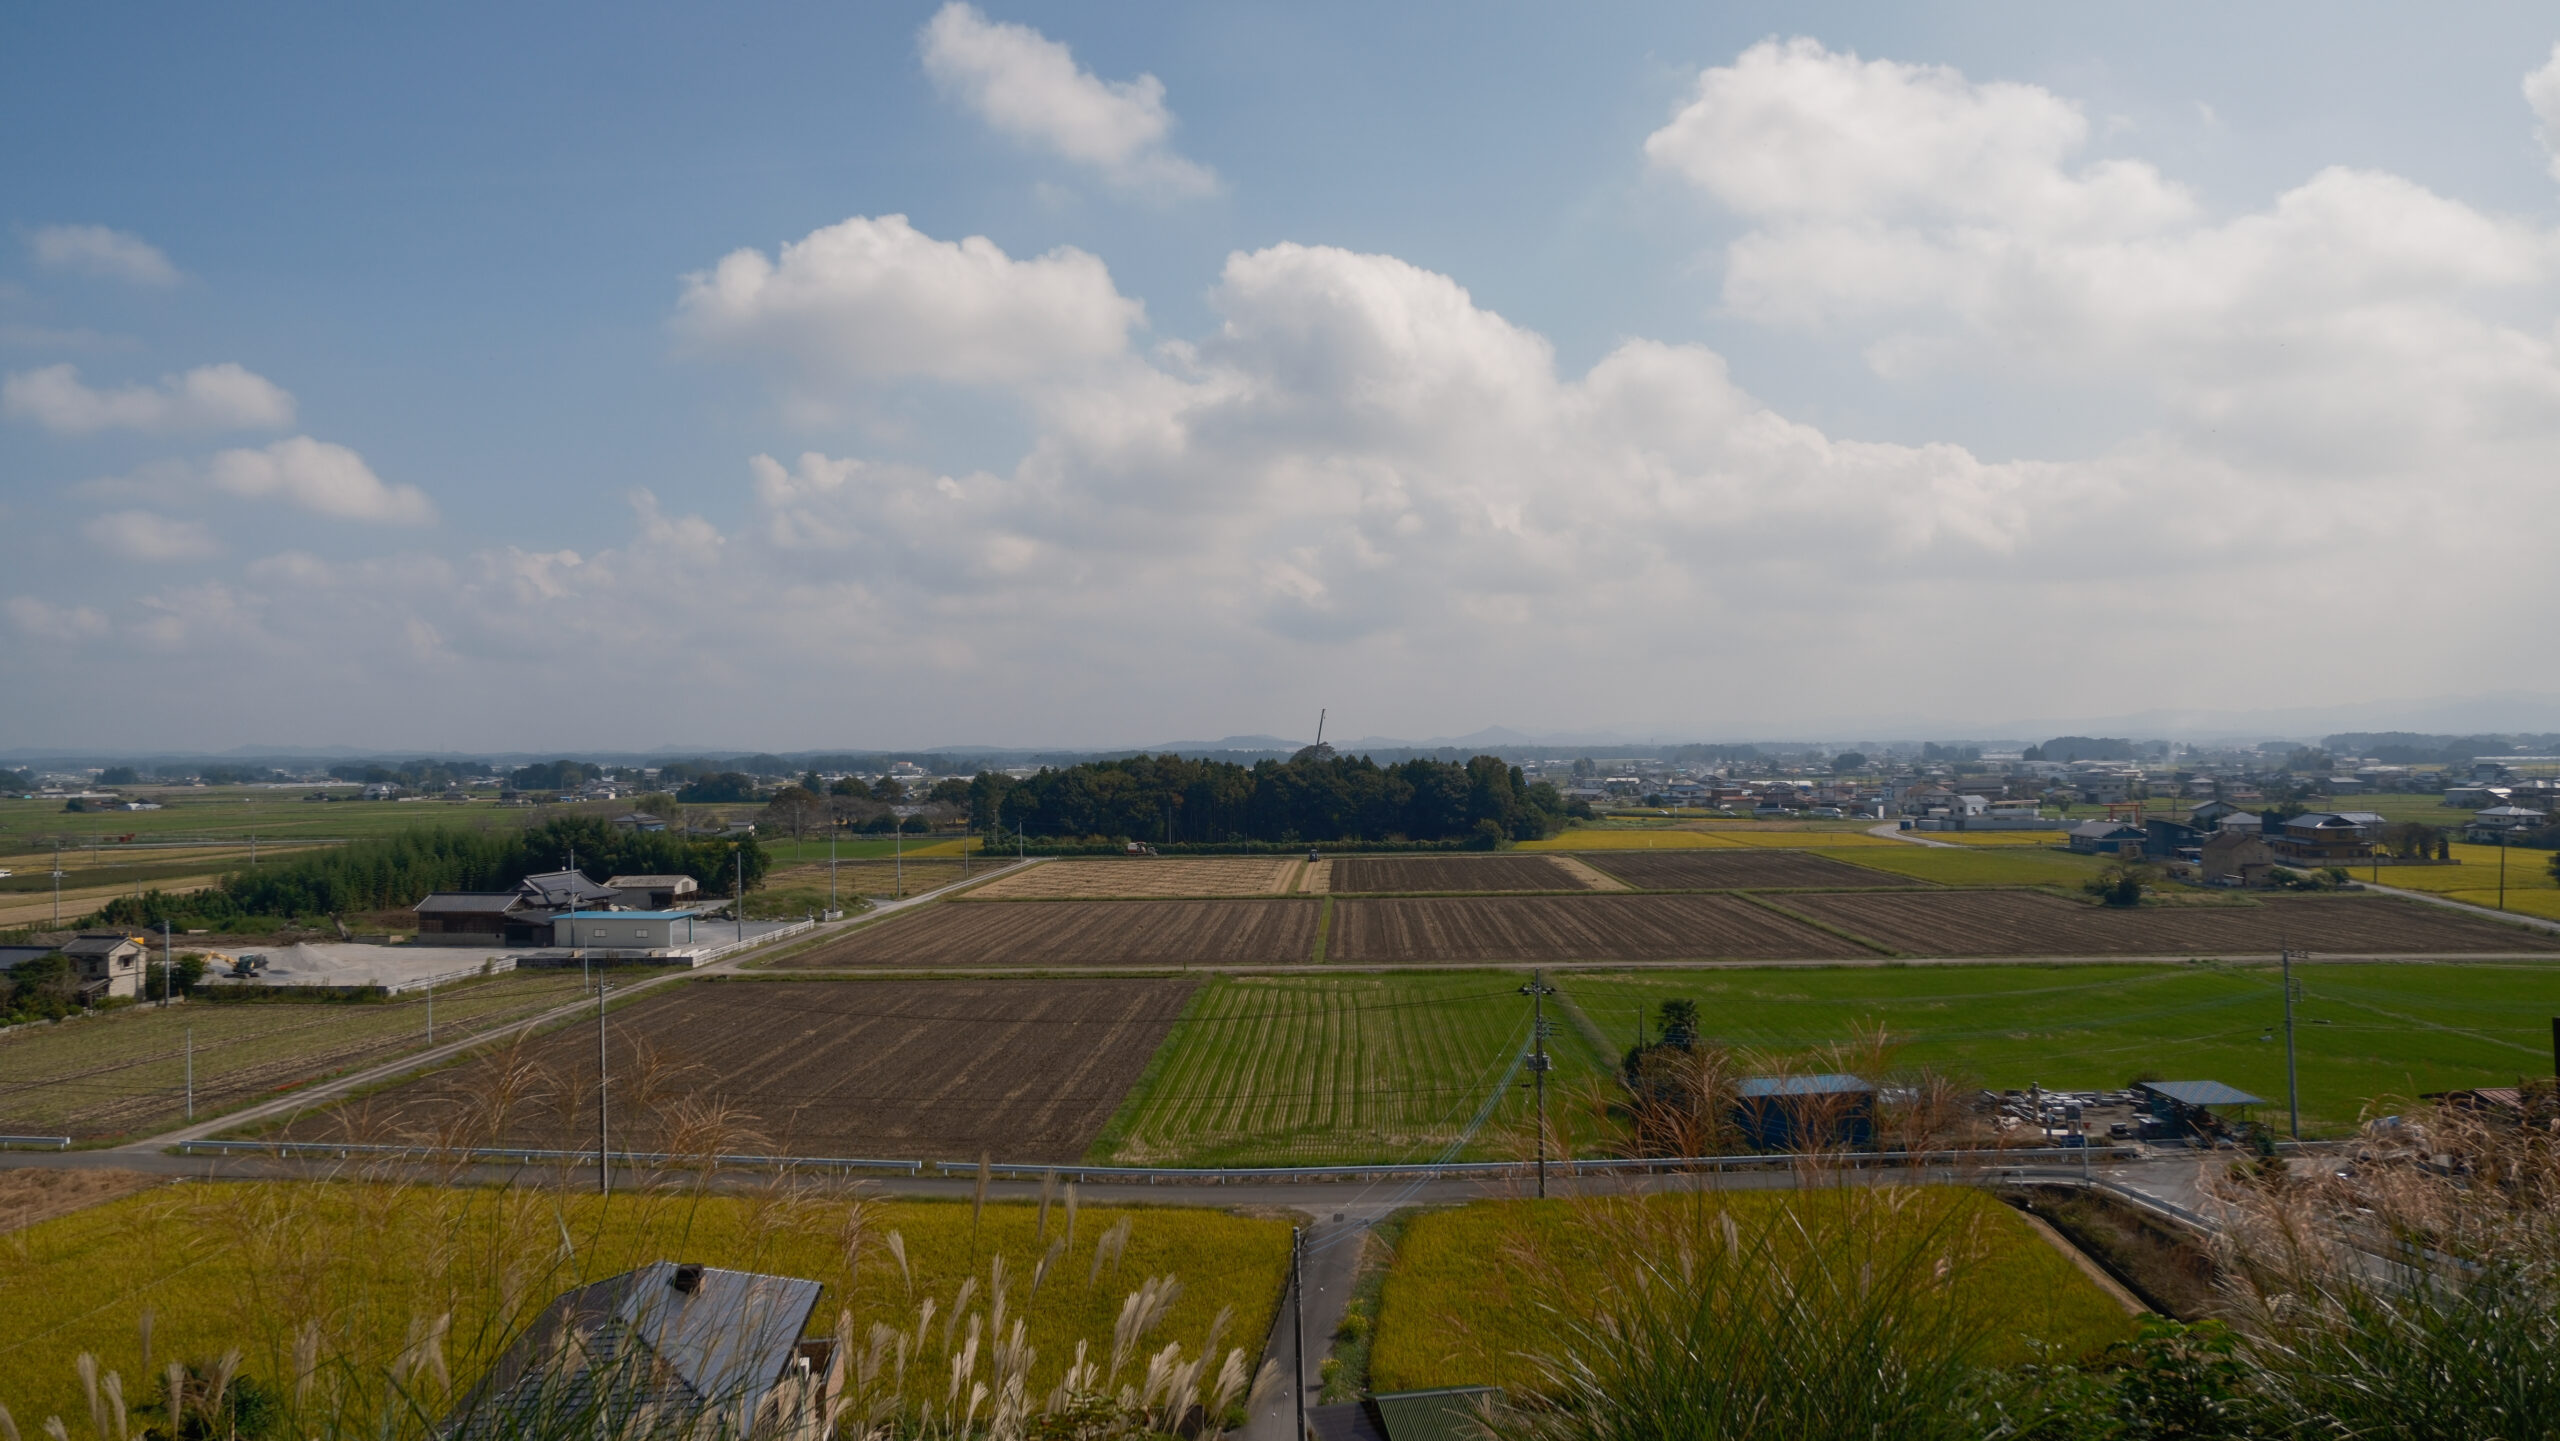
[670,1263,705,1294]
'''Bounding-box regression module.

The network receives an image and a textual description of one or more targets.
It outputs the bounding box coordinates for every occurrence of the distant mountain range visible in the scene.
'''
[14,691,2560,765]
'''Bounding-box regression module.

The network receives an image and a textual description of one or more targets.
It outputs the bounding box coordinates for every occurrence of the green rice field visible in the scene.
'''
[1565,961,2560,1136]
[1095,961,2560,1158]
[1091,971,1608,1166]
[1832,845,2111,888]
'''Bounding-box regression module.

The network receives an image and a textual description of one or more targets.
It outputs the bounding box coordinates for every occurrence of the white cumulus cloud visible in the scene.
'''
[920,3,1218,198]
[205,437,436,525]
[1646,38,2560,473]
[4,362,297,434]
[82,509,220,560]
[5,596,111,644]
[2528,43,2560,181]
[26,224,179,285]
[674,213,1144,392]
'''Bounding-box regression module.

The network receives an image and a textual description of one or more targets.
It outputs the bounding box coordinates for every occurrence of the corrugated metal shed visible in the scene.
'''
[1373,1388,1504,1441]
[2136,1080,2264,1108]
[1737,1073,1874,1098]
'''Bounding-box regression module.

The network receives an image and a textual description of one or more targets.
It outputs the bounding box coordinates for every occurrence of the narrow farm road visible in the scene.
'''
[1867,822,1959,847]
[2354,878,2560,935]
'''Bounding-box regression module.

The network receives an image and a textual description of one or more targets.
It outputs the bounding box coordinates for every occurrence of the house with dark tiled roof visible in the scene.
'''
[441,1261,840,1441]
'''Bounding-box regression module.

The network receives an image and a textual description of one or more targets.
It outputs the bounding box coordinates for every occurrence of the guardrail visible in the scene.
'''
[165,1139,2135,1182]
[0,1135,72,1151]
[172,1140,925,1173]
[927,1144,2143,1183]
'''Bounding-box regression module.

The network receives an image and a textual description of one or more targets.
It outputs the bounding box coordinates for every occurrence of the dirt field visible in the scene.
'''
[1778,891,2560,957]
[770,899,1322,968]
[1328,896,1873,963]
[965,857,1300,900]
[0,1169,161,1233]
[766,857,968,899]
[1587,849,1927,890]
[272,978,1196,1161]
[1327,855,1591,893]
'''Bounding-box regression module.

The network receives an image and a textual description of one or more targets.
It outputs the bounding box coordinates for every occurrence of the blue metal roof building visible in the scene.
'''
[1733,1073,1876,1151]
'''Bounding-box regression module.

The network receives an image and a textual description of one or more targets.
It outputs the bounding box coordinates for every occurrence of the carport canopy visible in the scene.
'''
[2135,1080,2264,1108]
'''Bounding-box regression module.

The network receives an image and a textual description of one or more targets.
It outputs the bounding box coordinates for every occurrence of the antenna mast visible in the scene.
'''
[1314,708,1325,747]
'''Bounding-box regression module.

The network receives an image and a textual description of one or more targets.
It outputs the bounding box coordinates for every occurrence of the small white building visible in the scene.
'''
[553,911,702,950]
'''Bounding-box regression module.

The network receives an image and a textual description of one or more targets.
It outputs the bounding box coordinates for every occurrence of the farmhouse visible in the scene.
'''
[413,870,629,946]
[608,873,700,909]
[2462,806,2547,843]
[2200,831,2276,887]
[2066,820,2146,857]
[443,1261,840,1441]
[2270,812,2381,863]
[59,932,144,1001]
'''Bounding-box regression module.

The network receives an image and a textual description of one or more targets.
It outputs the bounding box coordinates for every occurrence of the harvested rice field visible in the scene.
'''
[1326,854,1591,893]
[1778,891,2560,958]
[1588,849,1926,891]
[1328,895,1873,964]
[768,898,1322,968]
[964,856,1301,899]
[268,977,1194,1160]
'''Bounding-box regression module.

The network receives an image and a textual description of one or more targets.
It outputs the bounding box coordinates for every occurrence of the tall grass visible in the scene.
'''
[1476,1186,2049,1441]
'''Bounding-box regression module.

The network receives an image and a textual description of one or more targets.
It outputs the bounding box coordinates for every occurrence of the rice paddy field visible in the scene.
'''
[2363,842,2560,921]
[1827,845,2112,888]
[1368,1189,2133,1395]
[1563,961,2560,1136]
[1092,971,1608,1166]
[965,857,1303,899]
[1087,960,2560,1160]
[0,971,596,1141]
[0,1179,1290,1436]
[273,977,1195,1162]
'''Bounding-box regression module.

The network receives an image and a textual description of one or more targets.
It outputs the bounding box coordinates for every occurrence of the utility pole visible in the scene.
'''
[184,1026,193,1123]
[1290,1227,1305,1441]
[829,826,838,914]
[51,842,62,927]
[894,818,903,898]
[598,982,612,1196]
[735,846,746,942]
[161,921,172,1007]
[2282,942,2301,1141]
[2500,831,2509,911]
[425,983,434,1045]
[1519,970,1556,1198]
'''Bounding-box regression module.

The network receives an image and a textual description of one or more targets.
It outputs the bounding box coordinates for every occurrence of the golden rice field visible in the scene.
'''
[2364,842,2560,921]
[1937,831,2074,847]
[0,1179,1289,1435]
[1368,1188,2133,1396]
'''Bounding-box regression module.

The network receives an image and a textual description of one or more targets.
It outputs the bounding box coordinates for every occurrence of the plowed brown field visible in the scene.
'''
[1328,895,1870,963]
[1327,855,1589,893]
[772,899,1321,968]
[1588,850,1926,890]
[965,857,1299,899]
[273,978,1194,1161]
[1779,891,2560,957]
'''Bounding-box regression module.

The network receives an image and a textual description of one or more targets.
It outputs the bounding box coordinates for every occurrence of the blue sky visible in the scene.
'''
[9,4,2560,750]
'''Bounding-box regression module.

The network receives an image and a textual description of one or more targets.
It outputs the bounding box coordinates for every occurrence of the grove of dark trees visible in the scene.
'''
[964,751,1568,846]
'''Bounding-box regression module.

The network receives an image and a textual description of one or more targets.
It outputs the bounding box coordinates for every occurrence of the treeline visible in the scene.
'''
[965,752,1570,845]
[96,817,770,927]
